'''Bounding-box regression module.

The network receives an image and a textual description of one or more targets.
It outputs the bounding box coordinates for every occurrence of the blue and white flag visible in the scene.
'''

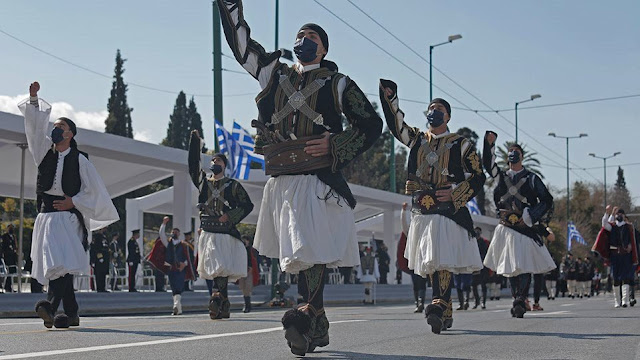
[466,197,481,215]
[215,120,263,180]
[215,120,239,178]
[232,121,265,171]
[567,221,587,251]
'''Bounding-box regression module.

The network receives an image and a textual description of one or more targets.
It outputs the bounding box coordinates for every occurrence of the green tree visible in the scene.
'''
[104,50,134,138]
[187,96,206,152]
[162,91,189,149]
[610,166,632,211]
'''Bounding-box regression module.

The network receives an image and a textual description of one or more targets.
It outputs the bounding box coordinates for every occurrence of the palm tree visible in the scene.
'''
[495,141,544,179]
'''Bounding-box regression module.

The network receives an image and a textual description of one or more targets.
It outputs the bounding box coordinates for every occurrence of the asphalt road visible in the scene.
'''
[0,294,638,360]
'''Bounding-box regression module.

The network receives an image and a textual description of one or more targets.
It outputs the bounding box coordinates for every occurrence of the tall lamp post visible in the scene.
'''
[515,94,541,143]
[429,34,462,101]
[589,152,621,210]
[548,132,588,223]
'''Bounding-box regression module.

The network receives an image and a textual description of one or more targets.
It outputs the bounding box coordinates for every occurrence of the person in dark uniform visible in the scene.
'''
[2,224,18,292]
[127,229,141,292]
[575,257,585,298]
[472,227,490,309]
[108,233,123,291]
[182,231,196,292]
[377,244,391,285]
[90,228,110,292]
[544,265,559,300]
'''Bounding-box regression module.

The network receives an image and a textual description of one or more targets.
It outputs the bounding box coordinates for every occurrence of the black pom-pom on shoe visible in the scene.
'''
[53,314,70,328]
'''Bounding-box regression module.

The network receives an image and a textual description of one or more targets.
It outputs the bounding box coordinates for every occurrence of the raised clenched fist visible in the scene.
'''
[30,82,40,97]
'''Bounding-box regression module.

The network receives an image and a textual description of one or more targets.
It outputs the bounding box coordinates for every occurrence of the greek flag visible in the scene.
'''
[232,121,265,172]
[215,120,263,180]
[215,120,238,178]
[466,197,481,215]
[567,221,587,251]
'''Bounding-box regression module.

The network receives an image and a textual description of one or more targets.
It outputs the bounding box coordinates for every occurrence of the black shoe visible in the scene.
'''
[53,314,70,328]
[481,303,486,309]
[496,297,500,300]
[35,300,54,329]
[425,304,444,334]
[513,305,525,318]
[472,303,479,309]
[129,289,138,292]
[68,315,80,327]
[490,296,494,301]
[456,304,464,310]
[464,302,469,310]
[631,299,637,307]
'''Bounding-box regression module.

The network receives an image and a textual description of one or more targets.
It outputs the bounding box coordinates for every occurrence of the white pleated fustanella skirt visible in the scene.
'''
[254,175,360,274]
[197,232,247,282]
[405,213,483,278]
[31,211,90,285]
[484,224,557,277]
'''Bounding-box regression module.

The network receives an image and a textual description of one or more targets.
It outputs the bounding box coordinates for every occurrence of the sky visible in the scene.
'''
[1,0,639,206]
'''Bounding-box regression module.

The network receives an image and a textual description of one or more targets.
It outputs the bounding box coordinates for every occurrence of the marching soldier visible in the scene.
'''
[482,131,556,319]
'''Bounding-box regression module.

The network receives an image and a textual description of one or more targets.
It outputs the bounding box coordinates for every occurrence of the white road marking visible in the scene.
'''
[526,311,569,316]
[560,303,576,307]
[0,319,367,359]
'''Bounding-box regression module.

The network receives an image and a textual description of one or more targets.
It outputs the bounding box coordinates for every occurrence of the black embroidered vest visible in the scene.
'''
[36,147,86,208]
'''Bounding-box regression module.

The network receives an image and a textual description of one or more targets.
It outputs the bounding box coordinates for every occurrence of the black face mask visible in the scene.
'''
[426,109,445,128]
[51,127,65,144]
[171,233,179,240]
[616,215,624,222]
[210,164,223,175]
[294,37,319,63]
[8,228,13,235]
[508,151,521,164]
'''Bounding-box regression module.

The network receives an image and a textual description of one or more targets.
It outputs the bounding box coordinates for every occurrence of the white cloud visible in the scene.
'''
[0,93,107,132]
[133,129,154,143]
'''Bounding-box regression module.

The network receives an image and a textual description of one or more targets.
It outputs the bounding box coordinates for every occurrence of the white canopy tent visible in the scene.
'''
[127,171,500,283]
[0,110,205,289]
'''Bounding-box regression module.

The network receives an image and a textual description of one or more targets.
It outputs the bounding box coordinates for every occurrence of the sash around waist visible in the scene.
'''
[40,194,68,213]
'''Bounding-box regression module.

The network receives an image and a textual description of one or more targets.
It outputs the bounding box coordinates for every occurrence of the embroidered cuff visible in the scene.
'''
[329,131,366,172]
[451,181,473,211]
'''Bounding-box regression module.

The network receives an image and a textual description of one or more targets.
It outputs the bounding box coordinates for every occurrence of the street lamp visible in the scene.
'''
[589,151,621,209]
[429,34,462,101]
[515,94,541,143]
[548,132,588,223]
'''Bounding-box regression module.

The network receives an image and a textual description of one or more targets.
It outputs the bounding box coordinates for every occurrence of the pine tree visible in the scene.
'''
[611,166,632,211]
[162,91,189,149]
[187,96,206,152]
[104,49,134,138]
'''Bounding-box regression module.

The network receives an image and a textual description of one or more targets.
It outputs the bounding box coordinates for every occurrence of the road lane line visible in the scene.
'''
[0,319,367,359]
[526,311,569,316]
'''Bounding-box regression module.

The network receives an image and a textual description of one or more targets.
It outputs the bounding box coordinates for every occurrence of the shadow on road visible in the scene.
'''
[310,351,461,359]
[71,328,196,337]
